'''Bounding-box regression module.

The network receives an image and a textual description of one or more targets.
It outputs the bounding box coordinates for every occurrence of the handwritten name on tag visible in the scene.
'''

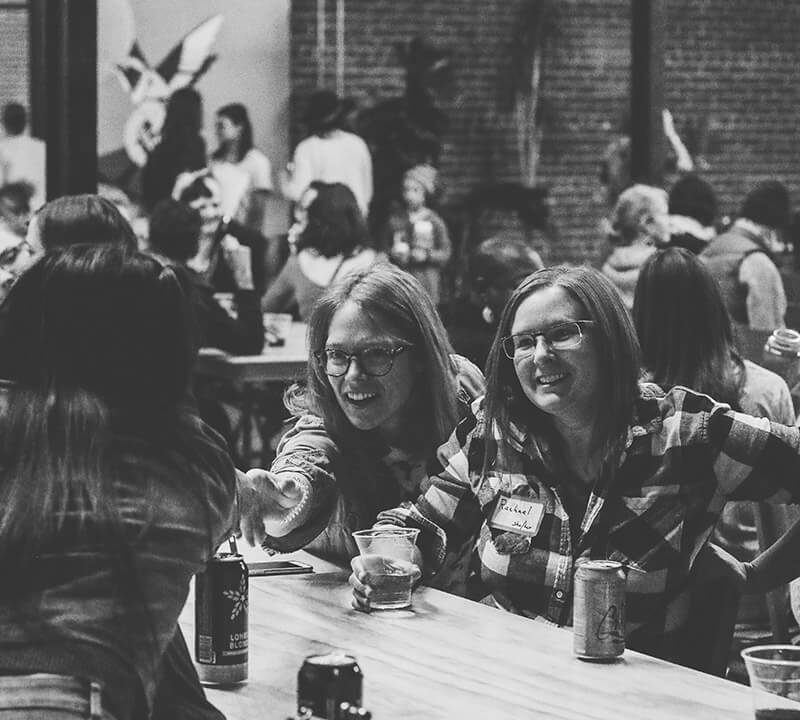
[489,496,545,536]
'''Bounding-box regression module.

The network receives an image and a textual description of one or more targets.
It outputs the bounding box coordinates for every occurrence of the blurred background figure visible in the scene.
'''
[444,235,543,368]
[0,102,45,211]
[211,102,273,233]
[141,87,206,213]
[666,173,718,254]
[701,179,790,332]
[280,90,373,220]
[600,183,669,310]
[0,182,36,302]
[386,164,451,307]
[262,181,382,321]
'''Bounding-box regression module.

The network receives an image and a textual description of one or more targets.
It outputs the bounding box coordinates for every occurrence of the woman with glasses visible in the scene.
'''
[239,264,484,591]
[349,264,800,665]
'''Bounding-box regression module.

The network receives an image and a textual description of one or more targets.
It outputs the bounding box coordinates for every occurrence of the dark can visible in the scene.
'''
[297,652,363,720]
[572,559,626,661]
[195,552,248,684]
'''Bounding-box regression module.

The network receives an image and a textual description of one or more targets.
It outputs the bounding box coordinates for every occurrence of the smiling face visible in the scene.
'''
[510,286,600,427]
[325,300,419,441]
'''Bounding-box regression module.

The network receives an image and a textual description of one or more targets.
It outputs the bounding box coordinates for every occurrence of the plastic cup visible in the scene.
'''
[742,645,800,719]
[263,312,293,347]
[352,528,420,610]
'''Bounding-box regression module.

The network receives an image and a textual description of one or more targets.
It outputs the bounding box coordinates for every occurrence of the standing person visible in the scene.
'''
[0,103,45,211]
[634,246,799,632]
[386,164,451,306]
[280,90,373,219]
[141,88,206,213]
[701,180,790,332]
[0,244,235,719]
[600,184,669,310]
[349,264,800,666]
[666,173,718,254]
[211,102,273,232]
[239,264,484,594]
[262,182,382,320]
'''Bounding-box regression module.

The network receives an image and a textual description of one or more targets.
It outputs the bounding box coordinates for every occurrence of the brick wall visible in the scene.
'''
[0,5,30,119]
[290,0,800,265]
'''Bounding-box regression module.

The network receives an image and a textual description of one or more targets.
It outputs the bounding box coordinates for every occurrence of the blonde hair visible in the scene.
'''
[607,184,668,246]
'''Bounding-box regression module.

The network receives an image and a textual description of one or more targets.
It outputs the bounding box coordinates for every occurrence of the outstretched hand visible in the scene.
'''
[237,468,307,547]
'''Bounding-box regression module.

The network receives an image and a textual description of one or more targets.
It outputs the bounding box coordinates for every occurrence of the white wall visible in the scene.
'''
[98,0,290,232]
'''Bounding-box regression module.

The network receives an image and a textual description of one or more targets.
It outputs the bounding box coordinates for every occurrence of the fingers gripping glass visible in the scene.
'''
[316,345,412,377]
[502,320,593,359]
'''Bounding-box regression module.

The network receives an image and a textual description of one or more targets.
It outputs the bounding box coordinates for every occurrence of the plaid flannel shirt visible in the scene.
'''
[377,382,800,661]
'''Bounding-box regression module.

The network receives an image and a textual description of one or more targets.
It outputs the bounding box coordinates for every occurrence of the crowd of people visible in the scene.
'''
[0,85,799,718]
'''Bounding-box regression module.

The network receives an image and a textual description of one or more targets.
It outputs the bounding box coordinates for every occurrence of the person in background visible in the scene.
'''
[350,264,800,668]
[633,246,799,633]
[262,182,381,321]
[701,180,790,332]
[0,244,234,720]
[445,235,543,369]
[600,183,669,310]
[386,164,451,307]
[211,103,273,233]
[0,103,45,211]
[239,264,485,595]
[141,87,206,213]
[666,173,718,254]
[0,183,36,301]
[280,90,373,220]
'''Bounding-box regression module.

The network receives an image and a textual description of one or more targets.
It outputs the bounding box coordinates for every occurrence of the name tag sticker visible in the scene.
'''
[489,496,545,537]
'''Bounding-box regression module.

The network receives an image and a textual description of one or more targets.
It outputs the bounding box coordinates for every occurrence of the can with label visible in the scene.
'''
[297,652,363,720]
[572,559,626,661]
[195,552,248,684]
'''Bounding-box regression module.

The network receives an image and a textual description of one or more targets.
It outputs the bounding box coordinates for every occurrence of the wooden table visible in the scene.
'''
[180,548,757,720]
[195,323,308,463]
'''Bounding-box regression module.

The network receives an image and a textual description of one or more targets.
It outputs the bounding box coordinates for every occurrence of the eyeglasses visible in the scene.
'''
[501,320,593,359]
[315,345,412,377]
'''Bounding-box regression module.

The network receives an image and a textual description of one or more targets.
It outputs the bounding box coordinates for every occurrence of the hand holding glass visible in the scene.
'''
[351,528,420,610]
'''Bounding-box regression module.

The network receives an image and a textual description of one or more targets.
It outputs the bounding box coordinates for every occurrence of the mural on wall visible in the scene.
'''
[98,7,223,197]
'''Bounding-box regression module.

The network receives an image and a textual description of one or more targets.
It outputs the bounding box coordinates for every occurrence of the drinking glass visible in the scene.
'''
[742,645,800,719]
[352,528,420,610]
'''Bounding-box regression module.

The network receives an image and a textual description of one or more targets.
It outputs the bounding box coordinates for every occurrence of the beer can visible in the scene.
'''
[572,559,626,661]
[195,552,248,684]
[297,652,363,720]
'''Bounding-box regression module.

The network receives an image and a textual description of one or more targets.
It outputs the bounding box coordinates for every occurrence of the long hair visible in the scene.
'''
[484,265,641,467]
[296,263,458,455]
[295,182,369,257]
[212,103,254,162]
[633,247,745,408]
[32,194,137,251]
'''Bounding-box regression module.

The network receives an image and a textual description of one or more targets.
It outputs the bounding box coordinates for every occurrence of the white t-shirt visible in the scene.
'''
[0,134,46,211]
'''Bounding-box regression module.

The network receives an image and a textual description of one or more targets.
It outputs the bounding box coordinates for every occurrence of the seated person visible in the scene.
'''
[239,264,485,596]
[349,265,800,666]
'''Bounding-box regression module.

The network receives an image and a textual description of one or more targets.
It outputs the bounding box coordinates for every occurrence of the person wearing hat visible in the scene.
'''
[701,180,790,331]
[279,90,373,219]
[386,164,451,306]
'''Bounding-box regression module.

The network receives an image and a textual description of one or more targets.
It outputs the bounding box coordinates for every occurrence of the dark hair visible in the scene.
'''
[174,171,219,205]
[469,236,544,294]
[0,182,32,217]
[633,247,744,408]
[296,182,369,257]
[297,263,458,454]
[668,173,717,227]
[740,180,791,230]
[303,90,344,136]
[2,103,26,135]
[213,103,254,162]
[32,194,137,251]
[483,265,641,468]
[162,87,203,140]
[148,199,202,262]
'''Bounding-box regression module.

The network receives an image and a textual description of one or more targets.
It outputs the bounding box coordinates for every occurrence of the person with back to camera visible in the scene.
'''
[633,246,800,635]
[701,180,790,333]
[348,263,800,666]
[386,164,452,307]
[261,181,382,321]
[211,102,273,233]
[279,89,373,220]
[445,235,544,369]
[0,244,235,719]
[238,264,485,596]
[600,183,669,310]
[666,173,718,254]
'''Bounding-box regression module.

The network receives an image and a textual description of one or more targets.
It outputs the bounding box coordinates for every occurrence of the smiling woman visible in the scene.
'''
[238,263,485,591]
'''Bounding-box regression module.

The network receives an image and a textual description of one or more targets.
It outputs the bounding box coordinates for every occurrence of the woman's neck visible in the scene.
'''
[553,415,600,486]
[220,142,240,163]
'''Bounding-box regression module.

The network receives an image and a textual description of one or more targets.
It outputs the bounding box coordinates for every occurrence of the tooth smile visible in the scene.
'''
[346,392,378,401]
[537,372,567,384]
